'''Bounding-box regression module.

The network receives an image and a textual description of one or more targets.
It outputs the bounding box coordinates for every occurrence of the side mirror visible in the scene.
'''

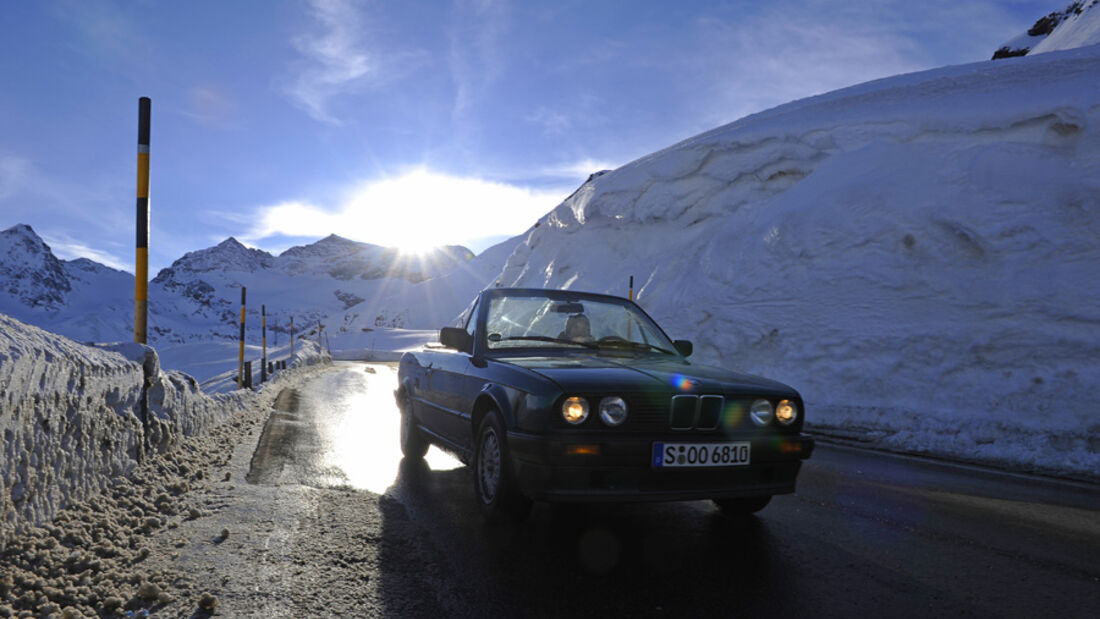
[440,327,473,353]
[673,339,693,357]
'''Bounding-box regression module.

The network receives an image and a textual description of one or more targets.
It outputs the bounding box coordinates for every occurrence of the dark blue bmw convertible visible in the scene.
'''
[396,287,814,523]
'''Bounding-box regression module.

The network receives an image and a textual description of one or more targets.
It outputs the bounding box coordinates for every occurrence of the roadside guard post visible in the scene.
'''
[238,287,246,389]
[134,97,151,344]
[261,305,268,383]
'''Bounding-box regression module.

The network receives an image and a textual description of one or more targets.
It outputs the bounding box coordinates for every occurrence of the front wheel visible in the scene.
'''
[713,495,771,517]
[399,393,429,459]
[474,412,532,524]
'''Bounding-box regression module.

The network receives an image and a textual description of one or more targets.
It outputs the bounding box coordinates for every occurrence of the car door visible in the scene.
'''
[426,299,482,448]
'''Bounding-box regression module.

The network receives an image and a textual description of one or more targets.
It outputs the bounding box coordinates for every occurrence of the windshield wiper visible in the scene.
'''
[493,335,597,349]
[597,339,676,355]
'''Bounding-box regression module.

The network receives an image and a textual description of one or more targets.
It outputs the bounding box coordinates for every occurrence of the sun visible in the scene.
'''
[252,168,563,253]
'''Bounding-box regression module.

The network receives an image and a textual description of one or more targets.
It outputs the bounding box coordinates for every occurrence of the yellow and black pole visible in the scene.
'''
[238,287,246,389]
[261,305,267,383]
[290,316,295,358]
[134,97,151,344]
[627,275,634,340]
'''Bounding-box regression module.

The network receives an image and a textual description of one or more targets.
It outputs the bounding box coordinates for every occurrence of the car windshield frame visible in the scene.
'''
[477,289,680,357]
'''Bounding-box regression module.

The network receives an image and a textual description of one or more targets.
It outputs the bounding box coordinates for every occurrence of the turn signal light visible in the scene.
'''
[564,444,600,456]
[780,441,803,455]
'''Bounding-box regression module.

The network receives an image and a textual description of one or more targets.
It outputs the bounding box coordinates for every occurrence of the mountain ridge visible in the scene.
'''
[0,222,509,345]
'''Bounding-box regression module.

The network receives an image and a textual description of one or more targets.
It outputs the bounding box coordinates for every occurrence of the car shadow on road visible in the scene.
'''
[380,457,797,618]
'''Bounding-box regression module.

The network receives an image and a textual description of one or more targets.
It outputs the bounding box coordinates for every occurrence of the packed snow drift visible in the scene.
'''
[492,44,1100,480]
[0,313,329,534]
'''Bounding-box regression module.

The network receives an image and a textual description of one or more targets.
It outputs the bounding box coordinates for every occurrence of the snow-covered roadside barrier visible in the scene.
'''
[0,312,329,538]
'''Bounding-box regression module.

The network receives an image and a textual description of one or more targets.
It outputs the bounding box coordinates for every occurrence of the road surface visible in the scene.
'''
[247,362,1100,618]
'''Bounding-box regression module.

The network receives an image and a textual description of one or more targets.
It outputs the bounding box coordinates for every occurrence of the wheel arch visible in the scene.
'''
[471,383,514,439]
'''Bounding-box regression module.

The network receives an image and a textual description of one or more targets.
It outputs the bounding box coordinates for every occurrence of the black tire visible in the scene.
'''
[473,412,532,524]
[713,495,772,517]
[399,392,429,459]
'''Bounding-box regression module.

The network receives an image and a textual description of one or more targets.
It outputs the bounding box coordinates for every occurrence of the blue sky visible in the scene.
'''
[0,0,1058,273]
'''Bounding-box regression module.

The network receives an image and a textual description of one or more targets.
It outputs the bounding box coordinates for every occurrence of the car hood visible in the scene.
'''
[502,354,796,396]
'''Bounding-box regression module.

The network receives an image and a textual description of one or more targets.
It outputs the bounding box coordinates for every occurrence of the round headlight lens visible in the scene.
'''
[776,399,798,425]
[562,396,589,425]
[750,399,774,426]
[599,396,628,426]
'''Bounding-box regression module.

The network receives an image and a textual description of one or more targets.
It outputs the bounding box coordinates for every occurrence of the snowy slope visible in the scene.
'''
[993,0,1100,57]
[493,45,1100,479]
[1032,1,1100,54]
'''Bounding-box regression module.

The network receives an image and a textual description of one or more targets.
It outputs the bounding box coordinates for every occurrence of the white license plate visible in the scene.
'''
[652,442,751,468]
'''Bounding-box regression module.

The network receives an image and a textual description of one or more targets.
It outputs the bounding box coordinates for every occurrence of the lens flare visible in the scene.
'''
[721,400,747,433]
[671,374,694,391]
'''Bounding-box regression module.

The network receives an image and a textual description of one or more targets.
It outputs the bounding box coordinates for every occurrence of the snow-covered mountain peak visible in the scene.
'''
[0,223,70,312]
[278,233,373,261]
[164,237,276,275]
[993,0,1100,58]
[2,222,52,255]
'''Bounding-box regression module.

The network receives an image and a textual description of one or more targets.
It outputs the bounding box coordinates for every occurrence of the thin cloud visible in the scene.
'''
[679,4,930,128]
[181,86,236,128]
[448,0,510,118]
[0,154,31,201]
[540,158,622,182]
[285,0,376,124]
[526,107,572,135]
[245,168,564,252]
[42,234,130,272]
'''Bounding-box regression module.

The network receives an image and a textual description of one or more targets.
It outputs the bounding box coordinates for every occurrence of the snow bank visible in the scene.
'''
[495,46,1100,480]
[0,312,329,536]
[329,328,438,362]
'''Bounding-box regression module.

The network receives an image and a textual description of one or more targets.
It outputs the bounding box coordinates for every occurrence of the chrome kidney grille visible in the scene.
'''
[595,394,754,434]
[670,395,724,430]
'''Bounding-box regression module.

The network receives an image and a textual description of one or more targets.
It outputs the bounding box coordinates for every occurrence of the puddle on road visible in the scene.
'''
[248,363,461,493]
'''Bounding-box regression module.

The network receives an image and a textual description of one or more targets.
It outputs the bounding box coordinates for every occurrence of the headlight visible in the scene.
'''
[776,399,798,425]
[750,399,773,426]
[599,396,628,426]
[562,396,589,425]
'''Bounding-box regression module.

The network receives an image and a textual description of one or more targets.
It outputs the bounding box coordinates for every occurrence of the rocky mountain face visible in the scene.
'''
[0,224,72,312]
[993,0,1099,58]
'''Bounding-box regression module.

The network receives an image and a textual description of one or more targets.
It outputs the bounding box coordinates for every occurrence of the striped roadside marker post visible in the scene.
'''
[290,316,295,359]
[238,287,246,389]
[627,275,634,341]
[134,97,151,344]
[261,305,267,383]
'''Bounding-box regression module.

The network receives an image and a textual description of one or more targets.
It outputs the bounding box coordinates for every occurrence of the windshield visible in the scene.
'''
[484,292,677,355]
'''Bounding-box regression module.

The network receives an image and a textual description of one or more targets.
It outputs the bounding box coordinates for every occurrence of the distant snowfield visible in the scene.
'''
[156,328,437,392]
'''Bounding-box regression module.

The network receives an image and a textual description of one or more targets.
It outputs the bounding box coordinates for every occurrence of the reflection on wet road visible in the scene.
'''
[247,361,460,492]
[251,362,1100,618]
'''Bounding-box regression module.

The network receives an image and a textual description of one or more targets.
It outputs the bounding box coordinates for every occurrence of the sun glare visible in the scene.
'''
[251,168,565,253]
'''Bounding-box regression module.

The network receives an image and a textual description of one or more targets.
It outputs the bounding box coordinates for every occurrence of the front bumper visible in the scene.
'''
[507,431,815,503]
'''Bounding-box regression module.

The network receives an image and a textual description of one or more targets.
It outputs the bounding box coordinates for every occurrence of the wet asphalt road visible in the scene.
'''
[251,362,1100,618]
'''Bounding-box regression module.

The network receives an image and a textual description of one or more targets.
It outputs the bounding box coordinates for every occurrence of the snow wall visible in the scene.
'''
[496,46,1100,480]
[0,312,329,536]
